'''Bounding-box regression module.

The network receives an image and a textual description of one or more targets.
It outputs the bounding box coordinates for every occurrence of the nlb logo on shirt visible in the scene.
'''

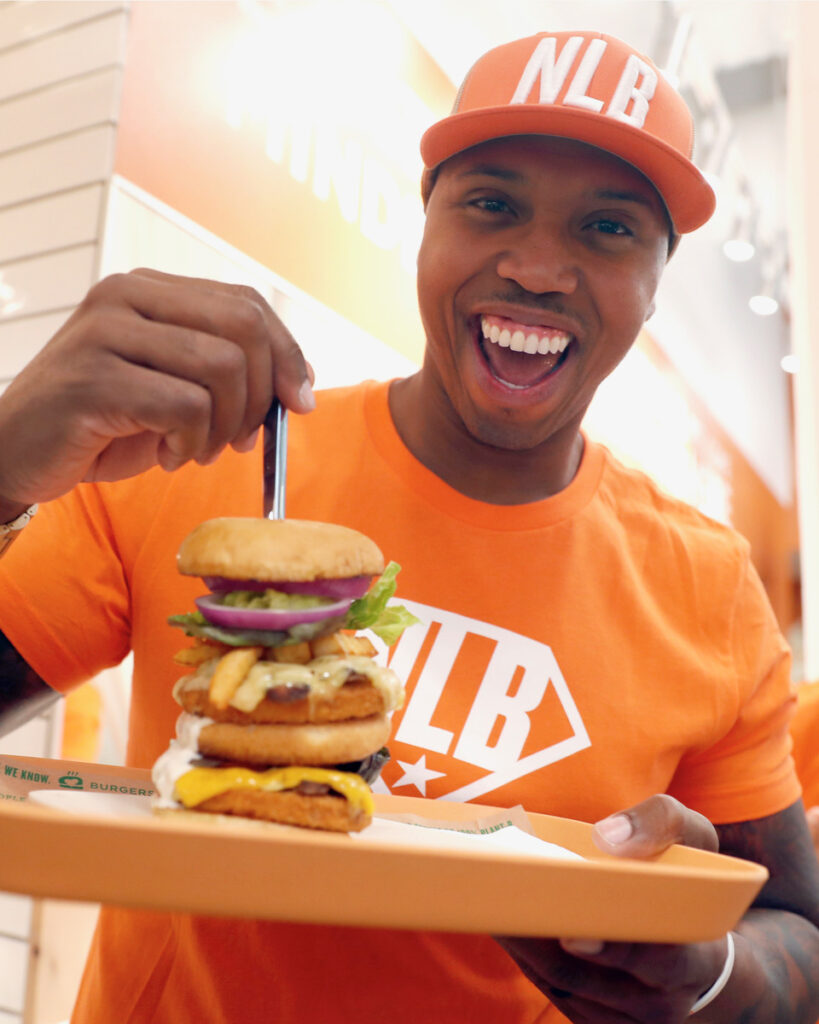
[510,36,657,128]
[377,601,590,802]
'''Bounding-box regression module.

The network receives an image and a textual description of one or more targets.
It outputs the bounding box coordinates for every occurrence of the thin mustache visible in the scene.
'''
[484,292,586,334]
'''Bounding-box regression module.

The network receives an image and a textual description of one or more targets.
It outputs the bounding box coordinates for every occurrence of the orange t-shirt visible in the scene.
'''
[0,380,799,1024]
[791,681,819,808]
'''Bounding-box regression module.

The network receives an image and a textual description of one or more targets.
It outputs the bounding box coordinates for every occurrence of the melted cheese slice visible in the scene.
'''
[175,654,404,715]
[174,764,374,815]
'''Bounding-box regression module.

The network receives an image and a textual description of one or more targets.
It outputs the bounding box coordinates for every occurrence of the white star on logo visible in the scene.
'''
[391,755,446,796]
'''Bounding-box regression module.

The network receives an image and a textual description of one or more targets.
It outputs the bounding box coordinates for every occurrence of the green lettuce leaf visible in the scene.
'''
[344,561,420,645]
[166,612,337,648]
[167,612,289,647]
[168,562,420,649]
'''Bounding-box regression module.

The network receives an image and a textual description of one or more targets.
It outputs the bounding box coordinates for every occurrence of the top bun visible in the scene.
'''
[177,518,385,582]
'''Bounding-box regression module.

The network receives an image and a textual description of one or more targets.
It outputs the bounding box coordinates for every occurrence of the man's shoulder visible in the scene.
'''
[593,441,750,562]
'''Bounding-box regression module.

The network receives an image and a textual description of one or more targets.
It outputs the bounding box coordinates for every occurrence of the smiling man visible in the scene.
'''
[393,135,671,498]
[0,28,816,1024]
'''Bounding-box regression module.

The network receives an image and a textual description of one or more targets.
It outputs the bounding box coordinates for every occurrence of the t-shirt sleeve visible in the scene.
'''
[668,552,801,824]
[789,681,819,809]
[0,484,131,693]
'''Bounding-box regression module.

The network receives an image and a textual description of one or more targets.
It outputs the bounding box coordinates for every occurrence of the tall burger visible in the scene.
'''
[152,517,417,832]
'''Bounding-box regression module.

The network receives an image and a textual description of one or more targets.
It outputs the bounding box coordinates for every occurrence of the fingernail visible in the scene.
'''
[298,380,315,411]
[560,938,604,955]
[233,430,259,453]
[595,814,633,845]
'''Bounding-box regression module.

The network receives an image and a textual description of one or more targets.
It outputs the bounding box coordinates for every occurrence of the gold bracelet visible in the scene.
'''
[0,503,38,559]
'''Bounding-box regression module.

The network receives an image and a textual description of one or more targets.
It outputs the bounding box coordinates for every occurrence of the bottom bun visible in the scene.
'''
[198,713,390,766]
[193,787,372,832]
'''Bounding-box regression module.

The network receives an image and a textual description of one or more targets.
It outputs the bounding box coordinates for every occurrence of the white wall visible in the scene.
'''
[0,5,129,1021]
[0,2,127,389]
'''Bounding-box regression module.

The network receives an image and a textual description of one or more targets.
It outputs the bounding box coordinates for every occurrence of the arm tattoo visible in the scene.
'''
[715,803,819,1022]
[0,628,59,738]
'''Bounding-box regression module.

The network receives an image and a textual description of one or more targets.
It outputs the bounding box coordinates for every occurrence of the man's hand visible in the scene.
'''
[0,269,314,518]
[496,795,734,1023]
[806,806,819,857]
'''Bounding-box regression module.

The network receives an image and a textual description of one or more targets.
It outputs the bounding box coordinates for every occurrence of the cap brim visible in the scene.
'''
[420,105,715,233]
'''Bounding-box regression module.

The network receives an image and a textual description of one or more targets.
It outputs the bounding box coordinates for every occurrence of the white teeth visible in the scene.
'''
[480,317,571,357]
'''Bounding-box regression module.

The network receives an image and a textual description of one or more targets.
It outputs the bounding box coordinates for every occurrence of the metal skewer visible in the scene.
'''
[263,399,288,519]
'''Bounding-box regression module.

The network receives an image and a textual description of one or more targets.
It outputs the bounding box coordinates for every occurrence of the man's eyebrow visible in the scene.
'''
[456,164,524,183]
[594,188,658,210]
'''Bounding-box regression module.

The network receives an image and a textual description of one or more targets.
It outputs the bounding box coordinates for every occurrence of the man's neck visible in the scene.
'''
[388,374,586,506]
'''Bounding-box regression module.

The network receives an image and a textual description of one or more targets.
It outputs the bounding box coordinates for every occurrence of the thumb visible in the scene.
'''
[592,794,719,859]
[805,806,819,851]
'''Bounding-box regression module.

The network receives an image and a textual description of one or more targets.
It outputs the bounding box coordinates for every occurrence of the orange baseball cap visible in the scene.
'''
[420,31,716,233]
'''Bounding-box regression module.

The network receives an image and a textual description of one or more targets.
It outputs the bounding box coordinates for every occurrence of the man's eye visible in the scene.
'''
[590,218,631,236]
[469,197,513,214]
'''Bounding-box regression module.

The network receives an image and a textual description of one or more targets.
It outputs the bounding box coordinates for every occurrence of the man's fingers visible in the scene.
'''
[109,273,273,436]
[127,268,315,419]
[0,268,317,500]
[593,794,719,858]
[84,360,217,473]
[558,934,729,993]
[497,936,670,1017]
[499,932,728,1019]
[103,314,252,459]
[806,806,819,854]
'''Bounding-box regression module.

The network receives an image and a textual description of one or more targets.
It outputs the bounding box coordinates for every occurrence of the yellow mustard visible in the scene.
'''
[174,764,374,815]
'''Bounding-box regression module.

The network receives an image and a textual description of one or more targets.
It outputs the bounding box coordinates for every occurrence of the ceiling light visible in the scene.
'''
[781,353,798,374]
[723,238,755,262]
[749,292,779,316]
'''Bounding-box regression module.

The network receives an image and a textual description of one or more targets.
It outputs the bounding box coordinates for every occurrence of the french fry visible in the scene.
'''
[266,641,312,664]
[173,641,230,666]
[310,632,377,658]
[208,646,264,709]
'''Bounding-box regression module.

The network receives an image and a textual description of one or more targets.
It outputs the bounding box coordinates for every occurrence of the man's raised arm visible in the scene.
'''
[0,630,59,738]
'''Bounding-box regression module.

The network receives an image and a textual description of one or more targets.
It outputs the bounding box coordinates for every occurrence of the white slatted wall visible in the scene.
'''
[0,5,128,1021]
[0,0,127,390]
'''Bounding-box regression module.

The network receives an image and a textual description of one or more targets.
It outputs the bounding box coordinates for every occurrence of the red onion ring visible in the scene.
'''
[201,575,372,599]
[195,594,353,631]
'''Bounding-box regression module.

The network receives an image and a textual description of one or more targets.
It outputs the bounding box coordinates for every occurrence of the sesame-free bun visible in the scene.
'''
[197,713,391,767]
[177,517,384,582]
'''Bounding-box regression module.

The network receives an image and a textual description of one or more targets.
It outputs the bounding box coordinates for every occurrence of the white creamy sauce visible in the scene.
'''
[151,711,215,808]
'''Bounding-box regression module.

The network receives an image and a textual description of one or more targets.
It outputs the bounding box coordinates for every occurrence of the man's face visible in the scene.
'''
[416,135,670,452]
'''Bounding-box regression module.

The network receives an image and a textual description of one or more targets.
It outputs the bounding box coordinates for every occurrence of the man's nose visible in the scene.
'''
[495,228,579,295]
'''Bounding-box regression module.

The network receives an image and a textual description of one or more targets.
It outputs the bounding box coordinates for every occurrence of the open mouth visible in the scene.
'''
[477,314,573,390]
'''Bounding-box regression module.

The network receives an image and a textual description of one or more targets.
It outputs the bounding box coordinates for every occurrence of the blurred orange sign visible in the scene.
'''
[115,0,454,362]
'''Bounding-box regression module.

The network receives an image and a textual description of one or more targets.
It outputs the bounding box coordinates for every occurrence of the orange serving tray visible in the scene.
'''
[0,755,767,941]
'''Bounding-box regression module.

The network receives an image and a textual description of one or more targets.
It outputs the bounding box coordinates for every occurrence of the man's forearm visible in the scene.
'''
[699,909,819,1023]
[0,629,59,738]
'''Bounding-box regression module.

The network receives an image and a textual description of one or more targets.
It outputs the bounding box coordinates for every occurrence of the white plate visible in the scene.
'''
[29,788,152,818]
